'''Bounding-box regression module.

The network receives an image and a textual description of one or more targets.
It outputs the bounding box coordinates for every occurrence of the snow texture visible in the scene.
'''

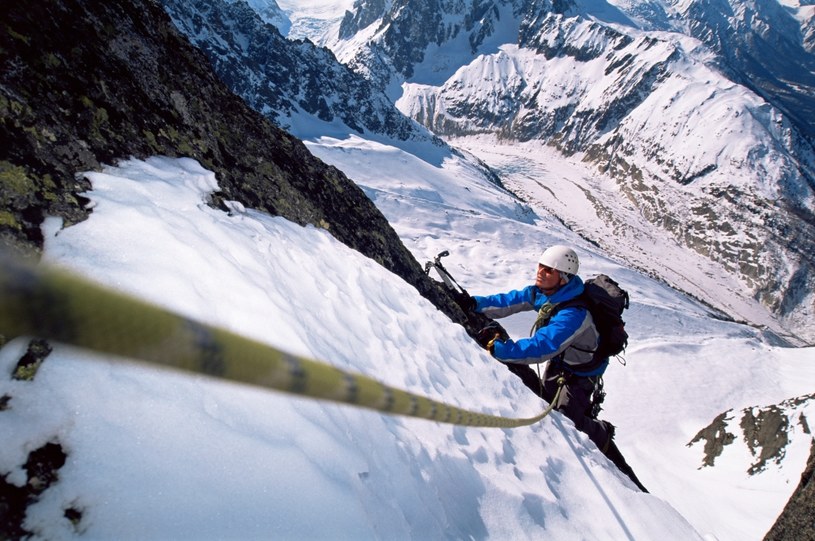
[2,136,813,540]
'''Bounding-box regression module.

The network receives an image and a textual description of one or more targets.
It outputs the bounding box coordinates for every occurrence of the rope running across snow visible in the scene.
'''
[0,253,560,428]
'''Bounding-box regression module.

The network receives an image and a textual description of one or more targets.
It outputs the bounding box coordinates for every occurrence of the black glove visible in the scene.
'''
[476,323,508,352]
[451,290,476,313]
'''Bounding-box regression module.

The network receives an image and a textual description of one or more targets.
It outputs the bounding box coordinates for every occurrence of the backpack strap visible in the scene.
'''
[531,294,606,375]
[529,295,587,335]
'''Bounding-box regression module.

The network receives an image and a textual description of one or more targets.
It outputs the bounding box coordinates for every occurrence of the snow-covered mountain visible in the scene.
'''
[311,0,815,345]
[675,0,815,141]
[3,1,815,540]
[243,0,291,34]
[162,0,432,142]
[275,0,353,43]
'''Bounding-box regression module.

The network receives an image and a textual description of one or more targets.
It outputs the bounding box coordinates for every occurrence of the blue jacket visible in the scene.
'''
[473,276,605,376]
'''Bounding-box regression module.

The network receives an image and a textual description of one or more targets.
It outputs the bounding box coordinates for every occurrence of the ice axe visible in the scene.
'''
[424,250,467,294]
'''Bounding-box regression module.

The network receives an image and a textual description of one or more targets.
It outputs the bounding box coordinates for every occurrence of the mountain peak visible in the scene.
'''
[332,0,815,344]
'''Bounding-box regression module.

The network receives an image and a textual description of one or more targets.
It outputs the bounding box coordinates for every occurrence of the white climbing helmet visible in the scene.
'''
[539,245,579,275]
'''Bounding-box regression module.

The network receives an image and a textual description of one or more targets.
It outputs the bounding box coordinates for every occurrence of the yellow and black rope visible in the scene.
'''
[0,252,561,428]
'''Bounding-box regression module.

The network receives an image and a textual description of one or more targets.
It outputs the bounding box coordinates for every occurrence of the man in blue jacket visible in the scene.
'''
[459,245,647,492]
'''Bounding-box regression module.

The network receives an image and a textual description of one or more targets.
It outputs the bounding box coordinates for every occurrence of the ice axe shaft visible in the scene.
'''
[424,250,466,294]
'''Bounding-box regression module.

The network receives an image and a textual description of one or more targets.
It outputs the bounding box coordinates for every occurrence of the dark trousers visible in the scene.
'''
[505,361,648,492]
[507,362,611,450]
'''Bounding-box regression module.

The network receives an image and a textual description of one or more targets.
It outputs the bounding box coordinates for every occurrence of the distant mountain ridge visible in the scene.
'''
[325,0,815,344]
[677,0,815,142]
[161,0,434,143]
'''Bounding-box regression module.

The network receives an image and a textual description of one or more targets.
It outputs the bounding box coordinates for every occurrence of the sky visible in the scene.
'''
[2,128,814,540]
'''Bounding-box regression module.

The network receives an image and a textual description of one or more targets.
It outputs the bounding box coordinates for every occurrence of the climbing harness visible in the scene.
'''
[0,252,558,429]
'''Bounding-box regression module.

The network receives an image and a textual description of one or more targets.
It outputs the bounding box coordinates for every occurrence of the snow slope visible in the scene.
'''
[2,134,813,540]
[306,0,815,345]
[275,0,353,44]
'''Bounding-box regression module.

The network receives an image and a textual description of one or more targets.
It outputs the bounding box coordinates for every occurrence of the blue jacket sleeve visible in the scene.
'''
[473,285,538,319]
[492,306,588,364]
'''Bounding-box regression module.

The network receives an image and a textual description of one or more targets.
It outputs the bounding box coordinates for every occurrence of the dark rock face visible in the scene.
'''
[687,411,736,468]
[339,0,388,40]
[0,0,465,324]
[741,405,791,476]
[0,438,69,539]
[764,439,815,541]
[1,0,323,248]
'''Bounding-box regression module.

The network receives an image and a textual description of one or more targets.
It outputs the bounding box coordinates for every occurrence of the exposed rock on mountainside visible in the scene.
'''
[764,440,815,541]
[0,0,462,319]
[688,393,815,475]
[161,0,427,141]
[339,0,388,40]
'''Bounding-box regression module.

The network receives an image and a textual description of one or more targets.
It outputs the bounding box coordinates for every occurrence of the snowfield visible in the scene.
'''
[2,135,813,540]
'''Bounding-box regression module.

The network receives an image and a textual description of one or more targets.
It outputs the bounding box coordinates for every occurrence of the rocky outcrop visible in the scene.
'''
[339,0,388,40]
[688,394,815,474]
[0,0,466,320]
[764,439,815,541]
[161,0,427,141]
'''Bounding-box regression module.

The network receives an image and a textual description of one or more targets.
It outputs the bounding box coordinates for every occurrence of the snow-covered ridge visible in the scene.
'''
[6,144,813,540]
[312,0,815,343]
[162,0,431,142]
[6,1,814,539]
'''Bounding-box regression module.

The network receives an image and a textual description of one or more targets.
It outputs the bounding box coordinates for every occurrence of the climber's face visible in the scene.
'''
[536,264,563,294]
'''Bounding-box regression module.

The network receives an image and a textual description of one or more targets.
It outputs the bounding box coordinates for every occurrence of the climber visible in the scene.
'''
[453,245,648,492]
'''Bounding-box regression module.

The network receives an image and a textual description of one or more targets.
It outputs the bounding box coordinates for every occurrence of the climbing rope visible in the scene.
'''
[0,252,560,428]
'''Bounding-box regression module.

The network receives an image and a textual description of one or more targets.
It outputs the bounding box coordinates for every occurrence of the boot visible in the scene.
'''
[603,439,649,493]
